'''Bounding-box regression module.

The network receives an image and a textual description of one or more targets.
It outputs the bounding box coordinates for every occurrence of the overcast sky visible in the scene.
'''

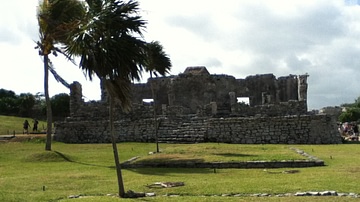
[1,0,360,110]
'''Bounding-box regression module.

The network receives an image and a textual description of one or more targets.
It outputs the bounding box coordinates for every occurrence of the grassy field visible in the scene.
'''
[0,115,47,135]
[1,136,360,202]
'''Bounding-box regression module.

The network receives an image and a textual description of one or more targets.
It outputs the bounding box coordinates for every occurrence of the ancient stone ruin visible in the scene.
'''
[54,66,342,144]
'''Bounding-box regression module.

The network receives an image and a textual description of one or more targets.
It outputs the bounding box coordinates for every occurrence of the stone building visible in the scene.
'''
[127,66,309,115]
[54,67,342,144]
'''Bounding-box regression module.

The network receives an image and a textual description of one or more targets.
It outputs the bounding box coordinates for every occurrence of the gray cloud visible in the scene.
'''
[202,57,222,68]
[2,0,359,110]
[285,54,312,71]
[0,27,21,45]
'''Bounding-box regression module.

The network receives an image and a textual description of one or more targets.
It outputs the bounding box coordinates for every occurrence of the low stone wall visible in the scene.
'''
[54,114,342,144]
[121,160,324,169]
[206,115,340,144]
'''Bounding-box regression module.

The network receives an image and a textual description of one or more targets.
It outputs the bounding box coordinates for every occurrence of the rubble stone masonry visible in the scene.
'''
[54,67,342,144]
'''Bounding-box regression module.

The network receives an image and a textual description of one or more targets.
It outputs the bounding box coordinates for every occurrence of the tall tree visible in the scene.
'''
[51,93,70,120]
[0,89,18,116]
[66,0,147,197]
[144,41,172,152]
[36,0,85,151]
[18,93,36,117]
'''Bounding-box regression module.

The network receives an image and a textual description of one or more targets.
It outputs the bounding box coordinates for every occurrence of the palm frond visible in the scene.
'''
[65,0,148,112]
[48,58,71,89]
[53,46,77,66]
[144,41,172,77]
[37,0,86,55]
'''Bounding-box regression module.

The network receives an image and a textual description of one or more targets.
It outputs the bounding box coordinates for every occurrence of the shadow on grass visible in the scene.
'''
[52,151,114,169]
[124,157,219,175]
[342,140,360,144]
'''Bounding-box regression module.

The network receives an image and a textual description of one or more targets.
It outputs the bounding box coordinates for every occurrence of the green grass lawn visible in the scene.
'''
[0,115,47,135]
[1,139,360,201]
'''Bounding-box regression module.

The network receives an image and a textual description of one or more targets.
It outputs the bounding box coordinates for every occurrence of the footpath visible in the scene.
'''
[0,134,46,142]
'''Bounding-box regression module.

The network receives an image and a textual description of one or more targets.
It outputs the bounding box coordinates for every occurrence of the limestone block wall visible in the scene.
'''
[205,115,340,144]
[54,114,342,144]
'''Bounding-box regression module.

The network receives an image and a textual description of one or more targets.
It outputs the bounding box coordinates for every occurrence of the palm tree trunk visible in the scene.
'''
[109,96,125,197]
[44,54,52,151]
[150,78,159,152]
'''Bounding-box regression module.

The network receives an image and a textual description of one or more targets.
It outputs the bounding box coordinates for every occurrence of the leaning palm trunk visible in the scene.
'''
[44,54,53,151]
[109,96,125,197]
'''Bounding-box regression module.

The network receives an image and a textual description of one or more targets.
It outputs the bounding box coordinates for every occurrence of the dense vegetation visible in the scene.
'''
[0,88,69,121]
[338,96,360,123]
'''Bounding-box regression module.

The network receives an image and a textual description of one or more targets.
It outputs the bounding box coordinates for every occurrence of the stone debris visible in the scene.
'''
[68,191,359,199]
[263,169,300,174]
[146,181,185,188]
[206,191,358,198]
[145,192,156,197]
[121,156,139,164]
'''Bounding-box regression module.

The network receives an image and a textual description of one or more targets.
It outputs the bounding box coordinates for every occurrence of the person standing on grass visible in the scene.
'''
[23,120,30,134]
[33,119,39,132]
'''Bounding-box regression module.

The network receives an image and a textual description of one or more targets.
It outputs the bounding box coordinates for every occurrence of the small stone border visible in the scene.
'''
[164,190,359,198]
[121,147,324,169]
[68,191,359,199]
[198,191,358,198]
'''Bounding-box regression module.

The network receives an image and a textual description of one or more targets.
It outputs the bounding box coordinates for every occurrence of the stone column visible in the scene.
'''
[276,90,281,103]
[210,102,217,115]
[162,104,167,115]
[229,92,236,113]
[167,78,175,106]
[69,81,83,116]
[262,92,268,104]
[298,74,309,101]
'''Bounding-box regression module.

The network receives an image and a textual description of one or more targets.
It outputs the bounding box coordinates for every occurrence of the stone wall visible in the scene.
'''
[123,67,309,114]
[54,103,342,144]
[54,69,342,144]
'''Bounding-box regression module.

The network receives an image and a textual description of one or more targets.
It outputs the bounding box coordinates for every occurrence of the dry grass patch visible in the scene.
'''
[133,143,308,164]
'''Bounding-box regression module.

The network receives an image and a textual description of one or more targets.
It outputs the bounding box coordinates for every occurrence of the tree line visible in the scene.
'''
[0,88,69,121]
[338,96,360,123]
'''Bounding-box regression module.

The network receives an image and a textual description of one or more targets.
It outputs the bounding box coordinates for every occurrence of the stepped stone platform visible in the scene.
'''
[121,147,324,169]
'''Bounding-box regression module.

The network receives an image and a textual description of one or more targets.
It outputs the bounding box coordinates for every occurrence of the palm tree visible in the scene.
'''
[36,0,85,151]
[144,41,172,152]
[65,0,147,198]
[145,41,172,78]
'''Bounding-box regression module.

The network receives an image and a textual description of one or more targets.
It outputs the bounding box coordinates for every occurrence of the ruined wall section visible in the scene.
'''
[170,74,237,113]
[277,75,299,102]
[55,70,321,144]
[69,82,83,116]
[243,74,277,106]
[230,101,307,117]
[54,107,342,144]
[127,71,305,115]
[206,115,340,144]
[54,103,156,143]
